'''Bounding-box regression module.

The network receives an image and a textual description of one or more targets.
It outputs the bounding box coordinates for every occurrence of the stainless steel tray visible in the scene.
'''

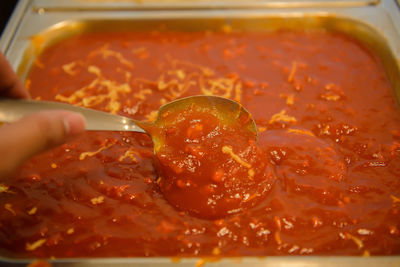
[1,0,400,266]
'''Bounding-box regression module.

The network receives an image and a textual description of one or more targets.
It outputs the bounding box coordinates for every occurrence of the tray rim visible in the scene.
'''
[0,0,400,265]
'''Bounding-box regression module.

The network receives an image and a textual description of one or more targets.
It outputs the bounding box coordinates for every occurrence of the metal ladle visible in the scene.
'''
[0,95,257,150]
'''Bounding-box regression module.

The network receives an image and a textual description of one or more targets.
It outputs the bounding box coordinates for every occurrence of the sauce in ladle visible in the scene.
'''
[144,96,275,219]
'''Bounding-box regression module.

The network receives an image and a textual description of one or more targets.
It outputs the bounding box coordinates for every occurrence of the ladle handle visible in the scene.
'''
[0,99,146,133]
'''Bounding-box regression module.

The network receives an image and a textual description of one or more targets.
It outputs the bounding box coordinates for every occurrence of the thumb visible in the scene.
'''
[0,110,86,178]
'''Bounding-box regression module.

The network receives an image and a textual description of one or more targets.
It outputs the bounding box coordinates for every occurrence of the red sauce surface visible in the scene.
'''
[1,30,400,257]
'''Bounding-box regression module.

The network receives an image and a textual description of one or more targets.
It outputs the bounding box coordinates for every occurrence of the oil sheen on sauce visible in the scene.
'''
[0,30,400,258]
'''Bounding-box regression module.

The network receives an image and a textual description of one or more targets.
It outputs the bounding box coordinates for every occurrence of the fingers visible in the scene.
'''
[0,111,86,178]
[0,53,29,99]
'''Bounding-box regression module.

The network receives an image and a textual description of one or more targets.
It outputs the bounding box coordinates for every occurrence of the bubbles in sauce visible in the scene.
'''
[260,129,347,205]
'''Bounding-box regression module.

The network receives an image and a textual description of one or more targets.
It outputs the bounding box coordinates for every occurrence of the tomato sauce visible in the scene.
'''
[154,101,274,219]
[1,30,400,258]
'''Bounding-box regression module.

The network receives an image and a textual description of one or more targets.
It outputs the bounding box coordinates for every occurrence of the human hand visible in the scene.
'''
[0,53,86,178]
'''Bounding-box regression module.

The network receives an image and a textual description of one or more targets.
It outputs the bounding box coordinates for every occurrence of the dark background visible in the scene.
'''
[0,1,19,36]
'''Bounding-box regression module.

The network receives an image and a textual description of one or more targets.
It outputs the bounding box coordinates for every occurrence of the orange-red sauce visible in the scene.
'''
[1,30,400,257]
[155,103,274,219]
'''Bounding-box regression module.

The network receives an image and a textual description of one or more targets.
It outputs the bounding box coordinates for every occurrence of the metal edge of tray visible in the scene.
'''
[30,0,381,11]
[383,0,400,34]
[0,0,31,53]
[1,1,400,267]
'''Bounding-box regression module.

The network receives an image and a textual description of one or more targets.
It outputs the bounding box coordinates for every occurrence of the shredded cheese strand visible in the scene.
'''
[222,145,251,169]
